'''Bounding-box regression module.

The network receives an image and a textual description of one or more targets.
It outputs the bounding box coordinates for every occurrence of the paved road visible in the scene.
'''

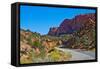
[56,47,95,61]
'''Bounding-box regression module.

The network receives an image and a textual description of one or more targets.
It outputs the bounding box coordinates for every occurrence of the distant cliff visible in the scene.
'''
[48,13,95,36]
[48,27,58,36]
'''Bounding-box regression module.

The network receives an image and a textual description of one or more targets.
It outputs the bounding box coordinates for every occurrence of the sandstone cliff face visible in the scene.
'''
[48,13,95,36]
[48,27,58,36]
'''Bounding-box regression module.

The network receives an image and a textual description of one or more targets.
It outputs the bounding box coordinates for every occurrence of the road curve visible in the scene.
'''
[56,47,95,61]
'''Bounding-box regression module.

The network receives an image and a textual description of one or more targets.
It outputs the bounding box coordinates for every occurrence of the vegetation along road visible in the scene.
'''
[56,47,95,61]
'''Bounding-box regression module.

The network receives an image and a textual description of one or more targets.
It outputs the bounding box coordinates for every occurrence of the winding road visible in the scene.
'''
[56,47,95,61]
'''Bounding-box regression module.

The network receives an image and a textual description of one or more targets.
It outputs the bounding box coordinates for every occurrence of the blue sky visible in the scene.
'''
[20,5,95,35]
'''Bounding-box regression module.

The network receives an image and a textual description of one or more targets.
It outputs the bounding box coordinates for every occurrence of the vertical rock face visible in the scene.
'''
[48,13,95,36]
[48,27,58,36]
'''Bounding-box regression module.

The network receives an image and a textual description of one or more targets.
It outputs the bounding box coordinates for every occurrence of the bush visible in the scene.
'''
[48,49,72,62]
